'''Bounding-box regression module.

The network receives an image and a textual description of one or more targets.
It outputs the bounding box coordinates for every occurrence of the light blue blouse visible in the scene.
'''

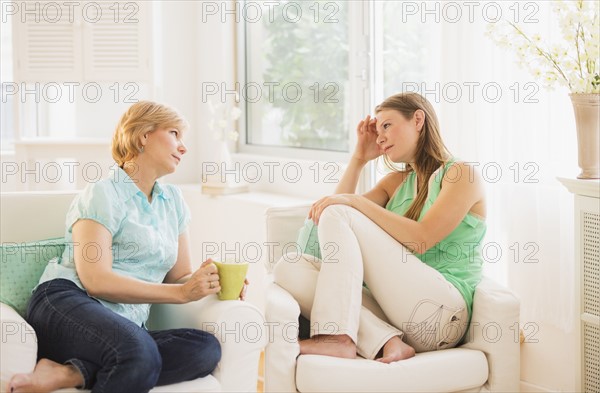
[38,166,191,327]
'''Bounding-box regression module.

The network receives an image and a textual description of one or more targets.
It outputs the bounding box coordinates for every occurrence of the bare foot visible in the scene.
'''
[300,334,356,359]
[8,358,84,393]
[375,336,415,363]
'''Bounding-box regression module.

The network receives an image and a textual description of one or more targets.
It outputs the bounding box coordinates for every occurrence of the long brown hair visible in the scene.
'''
[375,92,451,221]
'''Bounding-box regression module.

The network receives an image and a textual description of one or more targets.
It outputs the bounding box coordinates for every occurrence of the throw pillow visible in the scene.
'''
[0,238,65,317]
[296,218,321,259]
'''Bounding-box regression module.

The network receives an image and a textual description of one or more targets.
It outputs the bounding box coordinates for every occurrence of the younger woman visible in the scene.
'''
[274,92,486,363]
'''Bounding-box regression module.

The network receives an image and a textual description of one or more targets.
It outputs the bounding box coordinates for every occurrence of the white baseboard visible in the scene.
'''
[520,380,560,392]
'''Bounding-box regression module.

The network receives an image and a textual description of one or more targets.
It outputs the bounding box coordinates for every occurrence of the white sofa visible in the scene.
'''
[264,205,521,393]
[0,191,266,393]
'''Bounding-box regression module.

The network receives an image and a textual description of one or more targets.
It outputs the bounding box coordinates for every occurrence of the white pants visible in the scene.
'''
[273,205,468,359]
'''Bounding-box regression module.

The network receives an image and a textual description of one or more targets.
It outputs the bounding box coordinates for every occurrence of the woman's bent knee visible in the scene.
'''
[189,330,221,377]
[204,333,222,374]
[273,253,294,285]
[111,331,162,389]
[320,204,356,223]
[273,253,320,288]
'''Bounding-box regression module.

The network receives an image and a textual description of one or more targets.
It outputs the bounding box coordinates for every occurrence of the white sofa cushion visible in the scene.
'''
[296,349,488,393]
[0,303,37,392]
[52,377,221,393]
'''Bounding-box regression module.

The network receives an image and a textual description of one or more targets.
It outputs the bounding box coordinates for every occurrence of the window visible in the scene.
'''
[1,1,152,147]
[241,1,360,156]
[241,0,581,314]
[1,8,14,149]
[374,2,441,101]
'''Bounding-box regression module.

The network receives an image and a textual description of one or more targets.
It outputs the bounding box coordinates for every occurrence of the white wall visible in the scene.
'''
[156,2,200,186]
[521,325,578,392]
[192,2,238,185]
[0,152,17,192]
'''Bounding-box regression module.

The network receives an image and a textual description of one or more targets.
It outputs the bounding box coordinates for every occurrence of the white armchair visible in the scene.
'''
[0,191,266,393]
[264,205,521,393]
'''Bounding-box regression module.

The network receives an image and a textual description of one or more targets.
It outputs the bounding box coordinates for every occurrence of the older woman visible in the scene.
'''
[9,101,227,393]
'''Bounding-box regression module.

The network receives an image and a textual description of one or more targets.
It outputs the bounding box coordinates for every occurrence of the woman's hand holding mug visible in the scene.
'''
[180,259,220,302]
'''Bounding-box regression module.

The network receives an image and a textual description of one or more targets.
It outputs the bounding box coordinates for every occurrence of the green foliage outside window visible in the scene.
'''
[260,1,350,151]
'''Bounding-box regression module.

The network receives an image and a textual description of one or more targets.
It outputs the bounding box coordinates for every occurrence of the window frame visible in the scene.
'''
[235,0,372,164]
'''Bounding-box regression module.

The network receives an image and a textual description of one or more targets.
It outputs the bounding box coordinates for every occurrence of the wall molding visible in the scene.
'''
[520,380,560,393]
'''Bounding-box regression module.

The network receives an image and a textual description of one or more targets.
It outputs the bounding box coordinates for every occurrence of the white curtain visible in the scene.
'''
[430,2,576,332]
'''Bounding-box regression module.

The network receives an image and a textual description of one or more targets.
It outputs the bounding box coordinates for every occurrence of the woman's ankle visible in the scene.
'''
[299,334,356,358]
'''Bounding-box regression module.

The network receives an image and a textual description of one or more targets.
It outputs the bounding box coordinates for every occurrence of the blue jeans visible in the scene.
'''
[26,279,221,393]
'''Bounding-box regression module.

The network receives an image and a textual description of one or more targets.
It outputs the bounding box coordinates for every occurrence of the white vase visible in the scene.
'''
[217,141,233,170]
[202,140,248,195]
[570,93,600,179]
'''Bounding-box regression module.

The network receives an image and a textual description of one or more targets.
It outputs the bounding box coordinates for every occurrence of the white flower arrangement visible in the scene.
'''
[207,97,242,143]
[202,96,250,194]
[487,0,599,93]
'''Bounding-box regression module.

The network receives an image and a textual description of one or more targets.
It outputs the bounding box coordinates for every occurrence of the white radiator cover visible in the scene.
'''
[579,197,600,392]
[560,178,600,393]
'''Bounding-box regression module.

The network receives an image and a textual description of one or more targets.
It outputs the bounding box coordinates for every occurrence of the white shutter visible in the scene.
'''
[13,1,151,83]
[83,1,151,82]
[13,1,81,82]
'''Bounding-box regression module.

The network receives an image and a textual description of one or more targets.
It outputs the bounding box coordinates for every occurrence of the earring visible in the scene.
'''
[139,146,145,153]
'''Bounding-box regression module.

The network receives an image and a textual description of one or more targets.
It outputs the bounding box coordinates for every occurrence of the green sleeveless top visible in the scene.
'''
[385,160,486,318]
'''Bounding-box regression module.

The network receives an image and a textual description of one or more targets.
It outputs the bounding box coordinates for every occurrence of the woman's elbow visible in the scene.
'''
[81,282,101,297]
[400,234,431,254]
[400,241,417,254]
[78,274,105,298]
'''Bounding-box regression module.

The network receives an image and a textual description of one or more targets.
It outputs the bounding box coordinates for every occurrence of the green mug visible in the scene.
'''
[212,261,249,300]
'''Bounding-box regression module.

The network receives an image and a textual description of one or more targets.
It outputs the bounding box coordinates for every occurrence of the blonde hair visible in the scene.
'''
[375,92,451,221]
[112,101,188,167]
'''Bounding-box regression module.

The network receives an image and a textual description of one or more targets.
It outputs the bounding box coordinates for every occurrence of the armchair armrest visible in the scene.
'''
[460,277,521,392]
[265,205,311,273]
[148,296,267,392]
[0,303,37,389]
[264,282,301,393]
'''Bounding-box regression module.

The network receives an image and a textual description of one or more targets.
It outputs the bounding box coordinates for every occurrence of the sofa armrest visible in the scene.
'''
[264,282,301,393]
[148,296,267,392]
[0,303,37,391]
[460,276,521,392]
